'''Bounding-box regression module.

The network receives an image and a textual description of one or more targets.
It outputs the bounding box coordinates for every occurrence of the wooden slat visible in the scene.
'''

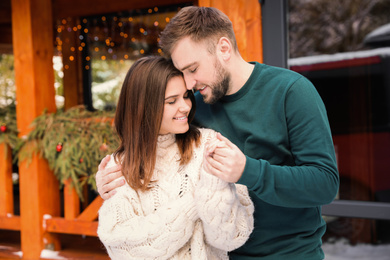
[77,196,103,222]
[0,215,21,231]
[0,143,14,215]
[45,218,99,237]
[63,179,81,220]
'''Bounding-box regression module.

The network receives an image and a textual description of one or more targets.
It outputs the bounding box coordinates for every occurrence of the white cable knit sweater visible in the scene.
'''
[98,128,254,260]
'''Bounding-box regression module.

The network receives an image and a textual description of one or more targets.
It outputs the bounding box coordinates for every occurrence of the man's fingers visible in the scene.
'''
[210,146,230,159]
[101,189,117,200]
[99,177,125,196]
[216,133,235,149]
[206,140,227,156]
[210,153,225,163]
[101,166,122,183]
[98,155,111,171]
[205,138,221,155]
[205,154,225,172]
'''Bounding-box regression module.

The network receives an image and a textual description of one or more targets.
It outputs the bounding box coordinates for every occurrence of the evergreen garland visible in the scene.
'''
[0,104,20,157]
[17,106,119,200]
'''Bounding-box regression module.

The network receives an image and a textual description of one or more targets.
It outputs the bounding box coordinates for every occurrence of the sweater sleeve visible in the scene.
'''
[98,188,198,259]
[239,76,339,208]
[194,168,254,251]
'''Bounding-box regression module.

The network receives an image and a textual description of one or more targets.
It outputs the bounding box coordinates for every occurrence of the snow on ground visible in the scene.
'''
[4,239,390,259]
[40,249,66,259]
[323,238,390,260]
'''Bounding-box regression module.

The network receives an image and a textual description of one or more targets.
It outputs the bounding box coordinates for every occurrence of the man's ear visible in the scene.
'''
[217,37,232,61]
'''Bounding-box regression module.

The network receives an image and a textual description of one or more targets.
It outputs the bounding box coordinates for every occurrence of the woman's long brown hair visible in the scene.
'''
[114,56,200,191]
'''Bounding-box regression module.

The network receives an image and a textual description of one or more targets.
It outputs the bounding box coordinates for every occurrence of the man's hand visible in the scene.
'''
[96,155,125,200]
[203,133,246,183]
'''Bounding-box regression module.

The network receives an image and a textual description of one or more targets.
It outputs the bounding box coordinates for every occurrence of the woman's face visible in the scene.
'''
[159,76,192,135]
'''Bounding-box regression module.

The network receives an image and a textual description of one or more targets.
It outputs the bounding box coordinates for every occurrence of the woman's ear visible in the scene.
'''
[217,37,232,61]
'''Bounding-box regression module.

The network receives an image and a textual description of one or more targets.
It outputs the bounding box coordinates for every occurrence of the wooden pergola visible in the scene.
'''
[0,0,263,259]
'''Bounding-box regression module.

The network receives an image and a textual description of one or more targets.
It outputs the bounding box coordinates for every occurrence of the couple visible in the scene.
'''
[97,6,339,260]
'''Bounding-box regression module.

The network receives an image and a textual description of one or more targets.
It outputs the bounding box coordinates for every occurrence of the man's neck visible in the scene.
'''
[227,58,255,95]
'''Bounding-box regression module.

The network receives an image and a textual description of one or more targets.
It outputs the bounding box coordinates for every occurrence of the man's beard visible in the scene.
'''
[203,60,230,104]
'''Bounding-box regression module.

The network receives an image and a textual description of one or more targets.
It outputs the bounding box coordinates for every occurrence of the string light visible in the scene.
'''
[55,6,179,70]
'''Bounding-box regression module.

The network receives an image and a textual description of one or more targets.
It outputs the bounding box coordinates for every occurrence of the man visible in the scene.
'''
[96,6,339,260]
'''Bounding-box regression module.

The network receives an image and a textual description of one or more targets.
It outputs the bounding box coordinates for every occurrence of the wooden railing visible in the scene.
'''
[44,179,103,236]
[0,141,103,256]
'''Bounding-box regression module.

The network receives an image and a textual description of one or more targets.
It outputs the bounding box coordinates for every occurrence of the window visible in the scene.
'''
[283,0,390,244]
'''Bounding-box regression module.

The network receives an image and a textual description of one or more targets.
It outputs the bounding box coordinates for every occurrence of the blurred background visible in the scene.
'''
[0,0,389,259]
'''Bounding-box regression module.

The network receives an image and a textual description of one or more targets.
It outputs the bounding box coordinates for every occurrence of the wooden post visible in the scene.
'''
[11,0,61,258]
[0,143,14,215]
[198,0,263,63]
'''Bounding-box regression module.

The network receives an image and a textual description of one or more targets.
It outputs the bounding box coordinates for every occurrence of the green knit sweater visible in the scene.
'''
[194,62,339,260]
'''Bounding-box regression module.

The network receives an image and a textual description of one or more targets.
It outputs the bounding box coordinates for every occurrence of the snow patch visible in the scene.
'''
[40,249,66,259]
[289,47,390,66]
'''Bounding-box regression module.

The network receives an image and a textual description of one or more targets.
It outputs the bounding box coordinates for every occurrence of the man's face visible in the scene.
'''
[171,37,231,104]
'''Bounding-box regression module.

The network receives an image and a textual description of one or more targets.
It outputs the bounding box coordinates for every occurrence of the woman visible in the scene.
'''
[97,56,254,260]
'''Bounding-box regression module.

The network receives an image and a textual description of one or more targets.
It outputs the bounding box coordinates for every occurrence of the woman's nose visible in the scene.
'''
[179,99,191,112]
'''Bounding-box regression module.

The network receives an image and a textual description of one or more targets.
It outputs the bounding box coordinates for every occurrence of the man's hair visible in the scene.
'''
[159,6,238,57]
[114,56,200,191]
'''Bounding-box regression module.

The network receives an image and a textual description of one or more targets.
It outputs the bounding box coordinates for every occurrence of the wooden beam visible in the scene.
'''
[0,143,14,215]
[53,0,191,19]
[45,218,99,237]
[77,196,103,222]
[198,0,263,63]
[0,215,21,231]
[12,0,61,257]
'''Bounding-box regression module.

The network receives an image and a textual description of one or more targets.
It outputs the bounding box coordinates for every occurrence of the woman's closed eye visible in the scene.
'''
[167,99,176,105]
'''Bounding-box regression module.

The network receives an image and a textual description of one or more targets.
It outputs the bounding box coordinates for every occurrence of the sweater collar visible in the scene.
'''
[157,133,176,151]
[220,61,261,103]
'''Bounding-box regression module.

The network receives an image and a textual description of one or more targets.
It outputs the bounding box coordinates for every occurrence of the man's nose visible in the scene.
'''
[184,75,196,90]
